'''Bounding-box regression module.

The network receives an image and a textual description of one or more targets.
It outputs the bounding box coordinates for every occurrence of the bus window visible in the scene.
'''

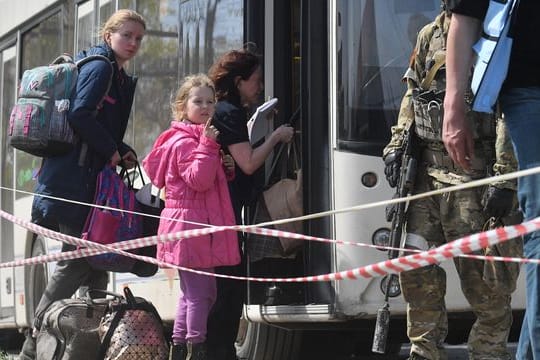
[1,46,16,262]
[76,1,95,53]
[99,0,114,27]
[118,0,135,9]
[18,12,64,199]
[336,0,439,156]
[127,0,179,158]
[179,0,244,78]
[76,0,113,52]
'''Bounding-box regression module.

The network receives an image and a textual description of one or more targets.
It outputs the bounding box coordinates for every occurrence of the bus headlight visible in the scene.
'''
[361,172,377,188]
[380,274,401,297]
[372,228,391,251]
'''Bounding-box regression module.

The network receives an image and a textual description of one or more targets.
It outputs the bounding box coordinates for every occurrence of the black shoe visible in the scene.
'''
[206,344,237,360]
[170,343,188,360]
[19,330,36,360]
[187,342,208,360]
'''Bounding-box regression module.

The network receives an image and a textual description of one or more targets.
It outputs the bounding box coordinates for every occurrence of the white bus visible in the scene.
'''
[0,0,526,358]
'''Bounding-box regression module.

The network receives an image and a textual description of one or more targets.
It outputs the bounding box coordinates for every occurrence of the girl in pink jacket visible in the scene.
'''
[142,74,240,360]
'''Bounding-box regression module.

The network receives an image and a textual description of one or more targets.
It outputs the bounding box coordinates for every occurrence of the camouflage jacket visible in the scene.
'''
[383,12,516,189]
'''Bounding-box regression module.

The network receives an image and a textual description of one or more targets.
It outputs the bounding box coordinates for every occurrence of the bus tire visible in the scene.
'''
[25,236,47,325]
[236,319,301,360]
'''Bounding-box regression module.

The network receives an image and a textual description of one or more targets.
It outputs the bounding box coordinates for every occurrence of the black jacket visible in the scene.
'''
[451,0,540,89]
[213,100,258,224]
[32,43,137,226]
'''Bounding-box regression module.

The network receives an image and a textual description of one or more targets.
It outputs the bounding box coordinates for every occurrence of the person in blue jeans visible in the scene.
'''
[442,1,540,359]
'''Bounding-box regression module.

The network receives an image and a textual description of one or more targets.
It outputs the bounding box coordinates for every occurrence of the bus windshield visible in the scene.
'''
[336,0,440,156]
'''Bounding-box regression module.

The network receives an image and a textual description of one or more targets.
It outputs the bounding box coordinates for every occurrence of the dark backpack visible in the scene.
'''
[8,54,113,157]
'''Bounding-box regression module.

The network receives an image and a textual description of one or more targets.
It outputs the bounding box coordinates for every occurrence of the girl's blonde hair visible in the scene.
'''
[172,74,216,120]
[99,9,146,42]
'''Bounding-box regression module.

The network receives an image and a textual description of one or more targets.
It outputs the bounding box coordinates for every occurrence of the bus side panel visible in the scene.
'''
[332,150,472,317]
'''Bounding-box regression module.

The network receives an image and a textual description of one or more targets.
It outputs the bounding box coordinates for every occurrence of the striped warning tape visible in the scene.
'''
[2,165,540,281]
[1,207,539,282]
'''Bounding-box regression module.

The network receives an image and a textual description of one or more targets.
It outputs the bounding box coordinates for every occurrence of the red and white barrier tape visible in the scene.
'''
[2,207,540,282]
[3,165,540,281]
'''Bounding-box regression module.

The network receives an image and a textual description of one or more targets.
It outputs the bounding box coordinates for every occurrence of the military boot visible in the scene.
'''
[187,342,208,360]
[407,353,429,360]
[170,343,188,360]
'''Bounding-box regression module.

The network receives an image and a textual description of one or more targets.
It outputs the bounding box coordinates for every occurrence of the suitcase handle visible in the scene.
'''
[81,288,124,305]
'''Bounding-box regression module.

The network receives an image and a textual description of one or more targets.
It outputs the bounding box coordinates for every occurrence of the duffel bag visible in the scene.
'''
[36,294,114,359]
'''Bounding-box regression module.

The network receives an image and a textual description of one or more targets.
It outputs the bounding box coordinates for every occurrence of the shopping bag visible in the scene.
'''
[82,165,143,272]
[247,141,303,261]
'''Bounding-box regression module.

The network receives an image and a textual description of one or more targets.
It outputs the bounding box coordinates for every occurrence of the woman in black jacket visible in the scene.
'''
[206,48,294,360]
[19,9,146,360]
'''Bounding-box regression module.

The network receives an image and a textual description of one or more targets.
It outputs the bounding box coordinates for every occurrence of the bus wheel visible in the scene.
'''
[26,237,47,323]
[236,319,301,360]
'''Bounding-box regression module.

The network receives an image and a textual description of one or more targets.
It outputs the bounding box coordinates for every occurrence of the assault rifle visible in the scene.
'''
[372,124,418,354]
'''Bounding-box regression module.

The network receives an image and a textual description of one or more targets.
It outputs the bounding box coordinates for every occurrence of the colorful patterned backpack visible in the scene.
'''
[8,54,113,157]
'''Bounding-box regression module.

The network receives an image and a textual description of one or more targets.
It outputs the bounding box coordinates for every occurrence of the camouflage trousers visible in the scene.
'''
[400,175,514,360]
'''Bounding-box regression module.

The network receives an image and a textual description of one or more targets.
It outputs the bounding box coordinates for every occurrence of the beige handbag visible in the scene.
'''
[263,169,303,253]
[247,141,303,261]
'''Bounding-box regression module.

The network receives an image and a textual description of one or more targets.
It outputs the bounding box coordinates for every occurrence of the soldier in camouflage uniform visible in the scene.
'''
[383,4,522,360]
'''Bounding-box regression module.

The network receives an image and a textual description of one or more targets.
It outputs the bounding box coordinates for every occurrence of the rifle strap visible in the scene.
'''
[420,51,446,91]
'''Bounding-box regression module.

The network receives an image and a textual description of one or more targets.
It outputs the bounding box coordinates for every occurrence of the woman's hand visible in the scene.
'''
[221,150,235,174]
[273,124,294,143]
[121,150,137,169]
[204,118,220,141]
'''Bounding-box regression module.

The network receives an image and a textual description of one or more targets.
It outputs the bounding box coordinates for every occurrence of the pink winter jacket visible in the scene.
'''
[142,121,240,269]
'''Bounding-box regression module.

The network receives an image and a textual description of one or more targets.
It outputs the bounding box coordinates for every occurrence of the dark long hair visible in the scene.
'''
[208,48,261,105]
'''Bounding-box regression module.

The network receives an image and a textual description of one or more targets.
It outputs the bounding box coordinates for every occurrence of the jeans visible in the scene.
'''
[499,87,540,360]
[173,268,216,344]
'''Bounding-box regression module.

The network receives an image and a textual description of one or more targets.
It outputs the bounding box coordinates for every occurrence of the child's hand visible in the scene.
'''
[204,118,219,141]
[221,150,235,174]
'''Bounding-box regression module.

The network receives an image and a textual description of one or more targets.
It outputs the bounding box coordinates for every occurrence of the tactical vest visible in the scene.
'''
[411,14,496,143]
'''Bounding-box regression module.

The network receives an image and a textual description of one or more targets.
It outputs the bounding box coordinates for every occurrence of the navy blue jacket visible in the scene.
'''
[32,44,137,227]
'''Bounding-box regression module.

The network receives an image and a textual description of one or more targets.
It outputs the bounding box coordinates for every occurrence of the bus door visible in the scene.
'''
[245,0,444,317]
[238,3,335,358]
